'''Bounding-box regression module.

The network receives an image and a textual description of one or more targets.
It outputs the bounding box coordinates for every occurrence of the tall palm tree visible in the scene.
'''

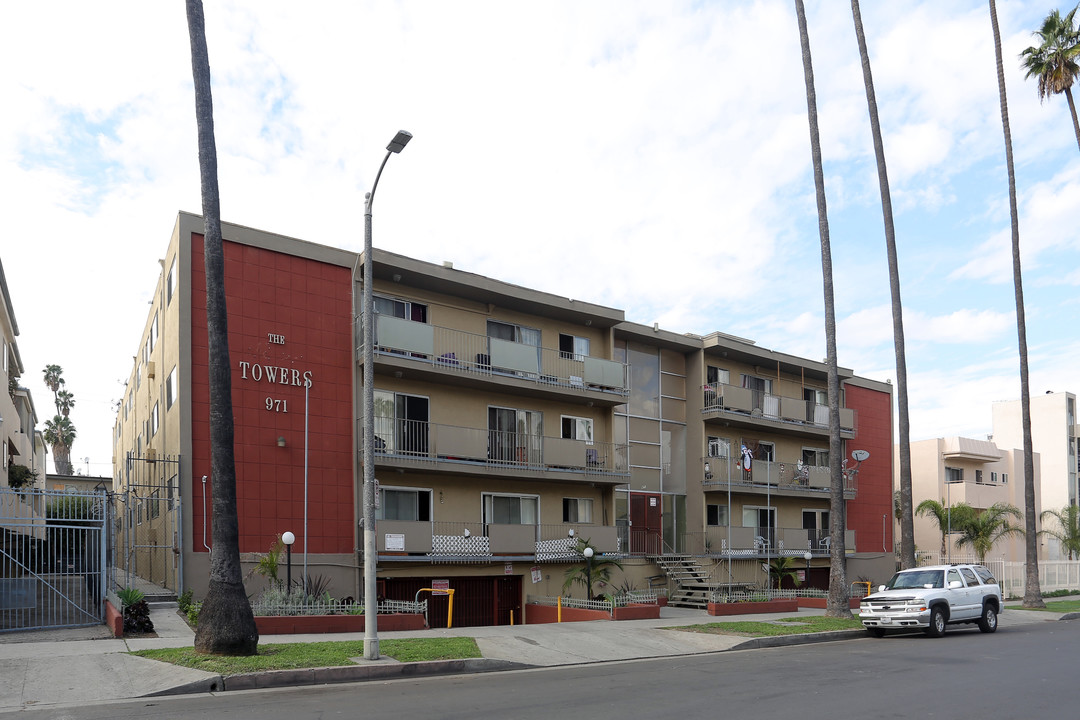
[954,503,1024,564]
[43,415,76,475]
[185,0,259,655]
[916,498,974,560]
[989,0,1044,609]
[1040,505,1080,560]
[56,390,75,417]
[42,365,64,400]
[850,0,915,570]
[795,0,849,618]
[1020,5,1080,152]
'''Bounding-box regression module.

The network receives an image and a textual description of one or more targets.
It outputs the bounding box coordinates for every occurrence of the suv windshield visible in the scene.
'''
[887,569,944,590]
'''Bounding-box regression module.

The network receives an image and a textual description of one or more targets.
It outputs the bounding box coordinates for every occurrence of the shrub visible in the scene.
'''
[178,589,194,613]
[186,602,201,627]
[123,600,155,634]
[117,587,145,610]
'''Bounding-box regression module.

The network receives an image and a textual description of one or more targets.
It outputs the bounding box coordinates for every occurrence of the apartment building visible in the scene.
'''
[1,257,46,488]
[906,437,1038,564]
[112,212,894,624]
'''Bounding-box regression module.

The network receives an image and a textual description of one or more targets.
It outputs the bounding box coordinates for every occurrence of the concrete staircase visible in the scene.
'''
[653,555,713,609]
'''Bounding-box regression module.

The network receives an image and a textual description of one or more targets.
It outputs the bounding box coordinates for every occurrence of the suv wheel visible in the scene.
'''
[925,606,947,637]
[978,604,998,633]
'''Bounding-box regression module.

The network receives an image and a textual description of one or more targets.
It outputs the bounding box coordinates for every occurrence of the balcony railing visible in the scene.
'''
[702,456,857,495]
[363,313,630,395]
[374,520,620,562]
[701,382,855,433]
[683,527,856,558]
[371,417,630,478]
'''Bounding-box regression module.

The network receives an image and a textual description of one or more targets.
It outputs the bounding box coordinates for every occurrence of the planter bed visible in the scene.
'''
[525,602,661,624]
[707,598,799,616]
[796,597,861,610]
[255,613,426,635]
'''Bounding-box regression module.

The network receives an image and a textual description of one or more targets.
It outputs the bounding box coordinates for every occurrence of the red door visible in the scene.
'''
[629,493,663,555]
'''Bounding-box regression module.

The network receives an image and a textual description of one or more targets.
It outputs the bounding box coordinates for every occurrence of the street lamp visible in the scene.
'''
[803,550,812,586]
[363,130,412,662]
[282,531,295,596]
[583,546,594,600]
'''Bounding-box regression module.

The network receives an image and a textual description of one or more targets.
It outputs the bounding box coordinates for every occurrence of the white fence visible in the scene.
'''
[999,561,1080,599]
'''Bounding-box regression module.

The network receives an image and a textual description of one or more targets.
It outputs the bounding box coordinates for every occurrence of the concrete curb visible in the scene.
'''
[1058,612,1080,621]
[727,629,868,651]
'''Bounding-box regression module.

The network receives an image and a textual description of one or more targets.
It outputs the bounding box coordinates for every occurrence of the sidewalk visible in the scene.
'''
[0,603,1069,711]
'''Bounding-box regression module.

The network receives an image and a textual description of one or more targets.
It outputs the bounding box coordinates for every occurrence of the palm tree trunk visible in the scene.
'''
[1064,86,1080,153]
[989,0,1044,608]
[851,0,915,570]
[186,0,259,654]
[795,0,849,618]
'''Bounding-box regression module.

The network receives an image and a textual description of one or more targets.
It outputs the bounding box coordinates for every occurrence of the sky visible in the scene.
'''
[2,1,1077,477]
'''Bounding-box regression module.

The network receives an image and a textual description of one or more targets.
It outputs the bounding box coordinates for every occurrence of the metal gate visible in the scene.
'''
[0,488,108,632]
[114,452,183,595]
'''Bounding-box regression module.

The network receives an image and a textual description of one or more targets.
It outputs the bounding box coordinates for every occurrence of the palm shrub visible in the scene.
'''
[561,538,623,600]
[954,503,1024,563]
[767,555,803,590]
[1040,505,1080,560]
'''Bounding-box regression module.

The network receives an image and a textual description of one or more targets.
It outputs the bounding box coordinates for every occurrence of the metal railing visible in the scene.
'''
[371,417,630,478]
[250,595,426,617]
[362,313,630,395]
[709,587,827,603]
[702,455,857,494]
[684,528,854,557]
[527,591,659,614]
[701,382,855,432]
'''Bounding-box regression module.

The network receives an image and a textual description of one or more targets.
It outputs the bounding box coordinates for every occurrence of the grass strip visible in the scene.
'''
[131,637,481,675]
[1006,600,1080,613]
[667,615,864,637]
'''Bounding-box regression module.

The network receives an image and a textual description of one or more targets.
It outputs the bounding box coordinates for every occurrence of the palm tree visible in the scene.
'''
[954,503,1024,563]
[916,499,974,560]
[43,415,76,475]
[1020,5,1080,152]
[562,539,624,600]
[42,365,64,400]
[768,555,803,590]
[1040,505,1080,560]
[989,0,1044,609]
[850,0,915,570]
[185,0,259,655]
[56,390,75,417]
[795,0,849,618]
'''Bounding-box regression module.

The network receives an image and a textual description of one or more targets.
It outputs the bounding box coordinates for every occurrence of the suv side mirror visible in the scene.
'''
[878,585,887,592]
[948,580,963,589]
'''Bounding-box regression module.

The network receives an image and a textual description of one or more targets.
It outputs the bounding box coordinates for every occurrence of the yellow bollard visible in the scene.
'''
[558,595,562,623]
[510,610,514,626]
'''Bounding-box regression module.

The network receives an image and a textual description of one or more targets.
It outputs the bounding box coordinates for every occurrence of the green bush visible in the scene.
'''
[177,589,194,613]
[117,587,145,610]
[186,602,201,627]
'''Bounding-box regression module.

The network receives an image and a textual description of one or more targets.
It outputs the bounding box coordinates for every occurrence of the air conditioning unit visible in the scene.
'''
[146,362,156,379]
[145,448,157,462]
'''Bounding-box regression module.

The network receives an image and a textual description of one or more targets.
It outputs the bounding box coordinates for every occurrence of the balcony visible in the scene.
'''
[701,383,855,439]
[374,521,620,562]
[684,527,856,558]
[362,313,629,406]
[701,456,857,499]
[370,417,630,483]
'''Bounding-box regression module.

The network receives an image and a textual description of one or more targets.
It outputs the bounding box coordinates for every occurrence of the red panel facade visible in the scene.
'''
[190,235,355,555]
[845,383,894,554]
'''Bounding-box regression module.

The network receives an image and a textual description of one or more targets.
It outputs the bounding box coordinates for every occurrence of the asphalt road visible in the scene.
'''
[14,620,1077,720]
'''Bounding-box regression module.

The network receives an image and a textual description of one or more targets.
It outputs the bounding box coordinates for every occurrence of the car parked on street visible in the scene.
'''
[859,564,1004,638]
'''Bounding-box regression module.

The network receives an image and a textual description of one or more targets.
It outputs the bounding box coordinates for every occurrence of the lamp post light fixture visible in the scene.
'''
[282,531,295,596]
[803,550,812,585]
[583,546,594,600]
[362,130,413,662]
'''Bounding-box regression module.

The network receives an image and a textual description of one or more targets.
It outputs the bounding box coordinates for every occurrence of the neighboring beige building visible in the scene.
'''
[907,436,1039,564]
[1,257,46,489]
[992,392,1078,527]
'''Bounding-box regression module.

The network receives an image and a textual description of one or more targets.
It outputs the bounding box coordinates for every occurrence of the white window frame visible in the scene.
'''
[561,415,594,443]
[563,497,593,523]
[482,492,540,525]
[559,333,590,361]
[707,436,731,458]
[376,485,433,522]
[706,503,728,527]
[801,447,829,467]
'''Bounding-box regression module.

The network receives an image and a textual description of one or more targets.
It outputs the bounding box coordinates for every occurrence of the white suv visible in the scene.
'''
[859,564,1004,638]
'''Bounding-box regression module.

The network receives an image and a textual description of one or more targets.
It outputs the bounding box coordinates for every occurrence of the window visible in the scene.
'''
[559,333,590,361]
[150,490,161,520]
[707,366,730,386]
[561,416,593,442]
[946,568,962,587]
[740,374,773,394]
[166,256,177,305]
[488,320,540,346]
[150,402,159,437]
[374,295,427,322]
[136,362,142,389]
[483,493,538,525]
[706,504,728,526]
[488,406,542,464]
[974,566,997,584]
[148,314,158,355]
[166,366,178,409]
[945,467,964,484]
[563,498,593,523]
[991,471,998,483]
[801,448,829,466]
[975,469,984,484]
[959,567,980,586]
[803,509,829,544]
[372,390,429,456]
[757,442,775,462]
[707,436,731,458]
[1002,473,1008,484]
[377,487,432,522]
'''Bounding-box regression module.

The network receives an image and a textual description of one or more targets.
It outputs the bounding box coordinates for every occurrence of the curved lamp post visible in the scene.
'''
[282,531,295,596]
[363,130,412,662]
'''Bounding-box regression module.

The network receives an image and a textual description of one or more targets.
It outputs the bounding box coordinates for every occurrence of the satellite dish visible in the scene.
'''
[851,449,870,462]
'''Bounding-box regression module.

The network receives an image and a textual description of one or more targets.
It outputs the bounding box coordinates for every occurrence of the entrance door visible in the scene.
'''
[629,493,663,555]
